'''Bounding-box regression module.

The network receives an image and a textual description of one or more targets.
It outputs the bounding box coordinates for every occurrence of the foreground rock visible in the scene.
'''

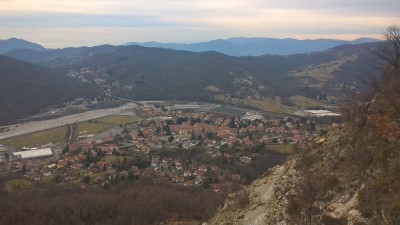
[208,126,391,225]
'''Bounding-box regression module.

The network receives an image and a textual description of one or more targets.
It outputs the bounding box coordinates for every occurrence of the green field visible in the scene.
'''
[216,94,322,113]
[0,126,67,149]
[290,95,322,109]
[242,97,295,113]
[215,95,293,113]
[77,115,139,135]
[4,179,33,192]
[97,115,140,124]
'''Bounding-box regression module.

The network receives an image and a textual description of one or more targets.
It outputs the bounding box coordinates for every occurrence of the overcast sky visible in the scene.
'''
[1,0,399,48]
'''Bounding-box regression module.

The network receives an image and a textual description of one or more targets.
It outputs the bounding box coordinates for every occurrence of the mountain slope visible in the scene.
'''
[0,55,101,124]
[0,38,46,54]
[60,43,381,104]
[210,66,400,225]
[61,46,241,101]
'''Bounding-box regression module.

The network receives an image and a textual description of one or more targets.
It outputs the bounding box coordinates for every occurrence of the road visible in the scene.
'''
[0,103,138,140]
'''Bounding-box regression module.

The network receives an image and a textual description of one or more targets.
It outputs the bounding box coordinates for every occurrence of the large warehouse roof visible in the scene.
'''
[304,110,341,117]
[13,148,53,159]
[209,106,245,117]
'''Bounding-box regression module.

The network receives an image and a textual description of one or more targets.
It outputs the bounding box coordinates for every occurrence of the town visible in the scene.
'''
[0,102,339,193]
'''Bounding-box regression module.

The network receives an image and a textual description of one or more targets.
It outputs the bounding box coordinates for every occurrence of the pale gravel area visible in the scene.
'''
[241,165,286,225]
[208,164,287,225]
[0,103,138,140]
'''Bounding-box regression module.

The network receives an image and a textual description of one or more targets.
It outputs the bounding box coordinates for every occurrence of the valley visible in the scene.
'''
[0,29,396,225]
[0,101,336,207]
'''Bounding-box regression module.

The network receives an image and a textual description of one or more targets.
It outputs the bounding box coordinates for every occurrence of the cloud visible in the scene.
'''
[0,0,399,47]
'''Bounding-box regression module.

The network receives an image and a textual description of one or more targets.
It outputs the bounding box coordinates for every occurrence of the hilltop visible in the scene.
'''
[0,38,46,54]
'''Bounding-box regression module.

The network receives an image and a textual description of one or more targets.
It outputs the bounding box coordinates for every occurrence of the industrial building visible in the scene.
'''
[304,110,341,117]
[13,148,53,160]
[208,106,246,118]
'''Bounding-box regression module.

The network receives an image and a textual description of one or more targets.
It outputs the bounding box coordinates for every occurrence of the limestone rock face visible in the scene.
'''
[208,128,378,225]
[208,161,296,225]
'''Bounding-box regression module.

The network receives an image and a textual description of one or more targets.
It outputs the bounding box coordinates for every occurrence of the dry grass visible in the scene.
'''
[216,94,323,113]
[97,115,139,124]
[0,126,67,149]
[77,116,139,135]
[290,95,322,109]
[288,56,357,88]
[266,144,296,154]
[242,97,296,113]
[206,86,221,92]
[4,179,33,192]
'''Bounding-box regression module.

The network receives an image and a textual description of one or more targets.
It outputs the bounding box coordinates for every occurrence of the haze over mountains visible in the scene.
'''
[1,36,380,58]
[126,37,381,56]
[0,37,383,123]
[0,38,46,54]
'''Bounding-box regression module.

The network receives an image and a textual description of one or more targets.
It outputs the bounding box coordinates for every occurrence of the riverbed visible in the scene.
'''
[0,103,138,140]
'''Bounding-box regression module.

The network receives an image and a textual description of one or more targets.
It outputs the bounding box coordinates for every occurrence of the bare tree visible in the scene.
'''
[373,24,400,71]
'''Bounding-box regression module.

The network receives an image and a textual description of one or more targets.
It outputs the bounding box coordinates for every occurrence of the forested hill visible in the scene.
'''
[0,55,101,124]
[0,42,383,123]
[61,42,382,101]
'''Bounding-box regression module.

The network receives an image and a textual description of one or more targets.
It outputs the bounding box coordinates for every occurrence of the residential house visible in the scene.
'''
[211,183,222,192]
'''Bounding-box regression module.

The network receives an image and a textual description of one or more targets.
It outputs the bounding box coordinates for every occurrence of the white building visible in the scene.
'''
[13,148,53,159]
[303,110,341,117]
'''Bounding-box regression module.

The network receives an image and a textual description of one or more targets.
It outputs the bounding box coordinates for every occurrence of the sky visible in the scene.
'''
[1,0,400,48]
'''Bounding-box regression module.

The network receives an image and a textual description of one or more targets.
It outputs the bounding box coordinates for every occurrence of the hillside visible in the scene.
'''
[1,42,383,116]
[210,121,400,224]
[0,55,102,124]
[60,43,382,106]
[0,38,46,54]
[209,45,400,225]
[0,179,225,225]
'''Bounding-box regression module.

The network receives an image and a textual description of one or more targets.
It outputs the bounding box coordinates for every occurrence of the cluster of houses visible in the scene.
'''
[127,106,317,152]
[3,104,323,193]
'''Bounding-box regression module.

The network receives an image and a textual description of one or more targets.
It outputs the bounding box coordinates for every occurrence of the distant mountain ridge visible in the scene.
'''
[1,37,381,67]
[4,45,118,68]
[126,37,381,56]
[0,38,46,54]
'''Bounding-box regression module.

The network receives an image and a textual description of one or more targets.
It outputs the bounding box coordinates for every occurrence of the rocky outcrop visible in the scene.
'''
[208,160,297,225]
[208,128,379,225]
